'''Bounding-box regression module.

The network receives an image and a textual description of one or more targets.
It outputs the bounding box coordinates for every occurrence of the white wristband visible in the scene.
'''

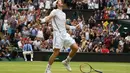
[70,26,76,30]
[40,18,46,23]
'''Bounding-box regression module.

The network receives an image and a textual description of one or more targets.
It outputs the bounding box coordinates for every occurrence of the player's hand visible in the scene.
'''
[40,16,47,23]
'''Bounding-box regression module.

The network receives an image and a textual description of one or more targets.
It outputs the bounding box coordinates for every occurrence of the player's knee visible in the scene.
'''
[71,43,79,51]
[53,49,60,56]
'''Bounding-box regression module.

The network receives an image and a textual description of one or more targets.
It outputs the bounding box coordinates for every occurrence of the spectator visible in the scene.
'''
[125,33,130,42]
[22,26,30,38]
[17,37,24,50]
[84,27,90,41]
[23,39,33,61]
[36,26,44,40]
[109,7,116,19]
[123,39,130,53]
[33,37,41,51]
[101,44,110,53]
[30,25,37,40]
[82,0,88,9]
[88,0,95,9]
[116,45,123,53]
[3,20,8,36]
[127,5,130,16]
[108,21,115,32]
[80,34,87,52]
[28,3,35,11]
[121,13,129,19]
[88,16,96,28]
[0,36,11,61]
[76,0,83,9]
[14,29,21,43]
[45,0,52,10]
[39,1,44,9]
[46,35,53,50]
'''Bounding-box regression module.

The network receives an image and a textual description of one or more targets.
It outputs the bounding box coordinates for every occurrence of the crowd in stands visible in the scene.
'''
[64,0,99,9]
[93,0,130,20]
[0,0,129,60]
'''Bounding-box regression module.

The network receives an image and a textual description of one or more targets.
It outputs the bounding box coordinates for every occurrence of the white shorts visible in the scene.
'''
[53,31,75,49]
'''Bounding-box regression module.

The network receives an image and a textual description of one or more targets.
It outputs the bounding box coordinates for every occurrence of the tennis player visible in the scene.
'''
[40,0,79,73]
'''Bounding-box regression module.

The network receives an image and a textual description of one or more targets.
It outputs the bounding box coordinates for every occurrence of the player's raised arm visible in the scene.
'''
[40,15,54,23]
[66,24,80,30]
[40,9,57,23]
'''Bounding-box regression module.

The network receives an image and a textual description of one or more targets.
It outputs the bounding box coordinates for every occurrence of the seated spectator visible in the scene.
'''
[39,1,44,9]
[109,7,116,19]
[33,37,41,51]
[36,26,44,40]
[30,25,37,40]
[0,37,11,61]
[28,3,35,11]
[17,37,24,50]
[45,0,52,10]
[94,44,102,53]
[23,39,33,61]
[46,35,53,50]
[22,26,30,38]
[0,44,11,61]
[1,36,10,47]
[14,29,21,43]
[3,20,8,36]
[117,13,122,19]
[116,45,123,53]
[82,0,88,9]
[123,39,130,53]
[121,13,129,19]
[88,0,95,9]
[76,1,83,9]
[80,34,88,52]
[101,44,110,53]
[88,16,96,28]
[103,8,109,19]
[127,5,130,16]
[125,33,130,42]
[94,0,99,9]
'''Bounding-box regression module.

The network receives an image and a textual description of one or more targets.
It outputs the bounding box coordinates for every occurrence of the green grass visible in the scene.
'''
[0,61,130,73]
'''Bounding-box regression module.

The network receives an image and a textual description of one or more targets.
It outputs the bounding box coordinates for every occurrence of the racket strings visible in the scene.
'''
[80,63,102,73]
[80,64,91,73]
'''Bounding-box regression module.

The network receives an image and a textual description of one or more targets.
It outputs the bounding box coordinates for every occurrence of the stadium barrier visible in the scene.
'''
[18,52,130,62]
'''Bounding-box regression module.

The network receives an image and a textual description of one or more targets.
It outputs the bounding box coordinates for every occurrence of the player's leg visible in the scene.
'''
[66,43,78,61]
[45,32,62,73]
[62,33,79,71]
[62,43,78,71]
[45,49,60,73]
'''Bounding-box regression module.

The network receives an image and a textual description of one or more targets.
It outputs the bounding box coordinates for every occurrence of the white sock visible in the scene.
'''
[65,56,72,62]
[46,64,51,70]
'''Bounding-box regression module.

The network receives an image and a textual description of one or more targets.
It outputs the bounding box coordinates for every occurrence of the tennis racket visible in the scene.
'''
[80,63,103,73]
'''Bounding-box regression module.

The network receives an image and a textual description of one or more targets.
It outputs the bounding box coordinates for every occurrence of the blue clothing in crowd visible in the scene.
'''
[23,44,33,51]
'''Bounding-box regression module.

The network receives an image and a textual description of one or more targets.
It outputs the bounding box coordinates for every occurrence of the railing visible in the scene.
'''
[18,52,130,62]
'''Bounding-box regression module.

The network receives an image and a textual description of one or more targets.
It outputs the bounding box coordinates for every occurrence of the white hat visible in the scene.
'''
[53,0,58,8]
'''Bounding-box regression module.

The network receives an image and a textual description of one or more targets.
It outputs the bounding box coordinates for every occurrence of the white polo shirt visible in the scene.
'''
[50,9,67,33]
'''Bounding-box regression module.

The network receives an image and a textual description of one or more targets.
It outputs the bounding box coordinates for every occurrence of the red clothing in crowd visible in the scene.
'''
[101,48,110,53]
[104,37,111,49]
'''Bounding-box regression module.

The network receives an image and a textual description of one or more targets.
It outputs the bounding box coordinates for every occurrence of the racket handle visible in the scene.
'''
[95,70,103,73]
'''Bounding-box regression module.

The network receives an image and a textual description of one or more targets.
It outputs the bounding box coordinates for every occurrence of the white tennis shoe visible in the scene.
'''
[62,60,72,72]
[45,69,52,73]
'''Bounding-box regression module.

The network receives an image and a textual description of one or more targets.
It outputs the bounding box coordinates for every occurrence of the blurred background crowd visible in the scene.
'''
[0,0,130,59]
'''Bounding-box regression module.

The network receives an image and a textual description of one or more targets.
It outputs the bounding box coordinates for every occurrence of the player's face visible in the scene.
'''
[57,0,64,7]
